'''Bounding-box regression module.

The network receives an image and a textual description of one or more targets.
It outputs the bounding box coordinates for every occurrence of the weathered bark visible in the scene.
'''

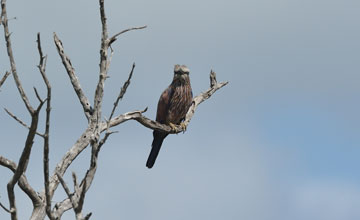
[0,0,228,219]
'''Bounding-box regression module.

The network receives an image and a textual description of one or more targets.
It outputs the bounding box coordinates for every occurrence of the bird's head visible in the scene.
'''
[173,64,190,83]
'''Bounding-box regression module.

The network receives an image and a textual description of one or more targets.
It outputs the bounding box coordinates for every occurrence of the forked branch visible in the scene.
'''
[1,1,46,219]
[0,156,41,208]
[0,0,227,220]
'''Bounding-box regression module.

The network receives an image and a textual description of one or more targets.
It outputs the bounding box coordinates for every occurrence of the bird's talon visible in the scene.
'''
[180,122,187,132]
[169,122,177,131]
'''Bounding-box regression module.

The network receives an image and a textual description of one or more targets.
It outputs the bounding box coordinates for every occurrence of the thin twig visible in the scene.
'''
[0,71,11,90]
[108,63,135,122]
[37,32,55,220]
[1,0,34,115]
[183,70,228,127]
[98,130,117,151]
[76,178,87,214]
[0,204,12,214]
[56,173,74,203]
[84,212,92,220]
[0,198,12,213]
[72,172,79,194]
[33,87,43,104]
[57,173,86,220]
[108,25,147,45]
[37,33,44,66]
[4,108,44,137]
[101,63,135,149]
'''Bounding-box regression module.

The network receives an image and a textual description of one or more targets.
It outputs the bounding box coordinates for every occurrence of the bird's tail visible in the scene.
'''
[146,132,167,168]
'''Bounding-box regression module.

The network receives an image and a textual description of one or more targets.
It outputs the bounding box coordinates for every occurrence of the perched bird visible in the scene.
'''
[146,64,193,168]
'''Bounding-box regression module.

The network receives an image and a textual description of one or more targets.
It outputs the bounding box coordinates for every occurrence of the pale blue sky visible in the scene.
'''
[0,0,359,219]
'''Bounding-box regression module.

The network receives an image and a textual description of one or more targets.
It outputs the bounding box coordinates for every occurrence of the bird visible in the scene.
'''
[146,64,193,168]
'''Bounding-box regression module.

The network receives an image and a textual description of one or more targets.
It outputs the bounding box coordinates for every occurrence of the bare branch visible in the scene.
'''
[56,173,74,204]
[7,110,41,220]
[37,32,55,220]
[33,87,43,104]
[69,143,101,219]
[3,59,45,219]
[0,71,11,90]
[100,108,146,131]
[98,130,117,150]
[37,33,50,89]
[57,172,89,220]
[37,33,44,66]
[72,172,79,194]
[53,198,72,219]
[0,26,48,220]
[76,178,87,215]
[0,156,41,213]
[0,1,227,220]
[48,129,91,194]
[49,2,129,216]
[53,32,92,120]
[183,70,228,127]
[51,70,228,219]
[109,25,147,45]
[1,0,34,115]
[49,4,139,218]
[51,137,100,218]
[103,70,228,133]
[108,62,135,123]
[93,0,110,126]
[4,108,45,137]
[0,199,14,214]
[99,0,108,42]
[84,212,92,220]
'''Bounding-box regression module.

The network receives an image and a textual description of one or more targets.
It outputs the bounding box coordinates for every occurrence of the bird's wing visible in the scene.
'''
[156,86,174,124]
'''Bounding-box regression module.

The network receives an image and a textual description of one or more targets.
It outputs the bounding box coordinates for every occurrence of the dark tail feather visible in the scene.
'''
[146,132,167,168]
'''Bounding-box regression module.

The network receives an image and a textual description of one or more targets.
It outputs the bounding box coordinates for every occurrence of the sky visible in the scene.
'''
[0,0,359,219]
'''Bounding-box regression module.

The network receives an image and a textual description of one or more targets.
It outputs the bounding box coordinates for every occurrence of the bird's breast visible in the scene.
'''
[167,84,192,124]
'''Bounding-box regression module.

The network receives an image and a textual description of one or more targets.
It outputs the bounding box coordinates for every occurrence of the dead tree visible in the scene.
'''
[0,0,228,219]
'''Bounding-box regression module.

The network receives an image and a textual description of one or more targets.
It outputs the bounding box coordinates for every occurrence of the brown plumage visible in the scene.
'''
[146,64,193,168]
